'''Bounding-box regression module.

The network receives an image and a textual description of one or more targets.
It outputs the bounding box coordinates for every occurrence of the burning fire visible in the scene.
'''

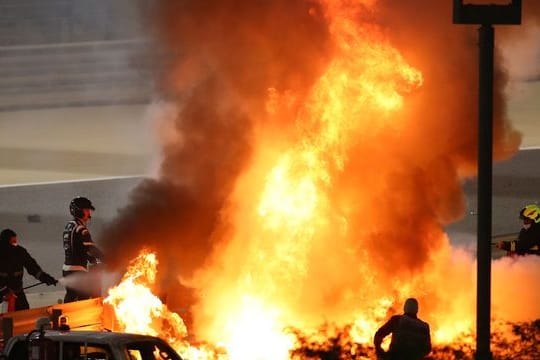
[190,0,433,355]
[104,250,201,357]
[105,249,539,359]
[103,0,540,359]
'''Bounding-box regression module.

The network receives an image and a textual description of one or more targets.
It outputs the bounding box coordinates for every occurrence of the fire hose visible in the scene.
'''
[23,282,46,291]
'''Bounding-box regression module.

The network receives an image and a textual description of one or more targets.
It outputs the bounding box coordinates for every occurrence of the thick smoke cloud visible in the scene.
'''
[376,0,521,164]
[312,0,525,280]
[101,0,540,338]
[524,0,540,24]
[499,1,540,80]
[101,0,331,290]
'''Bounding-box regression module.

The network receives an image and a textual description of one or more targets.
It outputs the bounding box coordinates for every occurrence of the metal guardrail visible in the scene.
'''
[0,297,104,345]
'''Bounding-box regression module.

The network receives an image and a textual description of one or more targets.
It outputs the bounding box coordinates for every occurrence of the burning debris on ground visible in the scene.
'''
[490,320,540,360]
[95,0,540,359]
[289,324,374,359]
[242,320,540,359]
[103,250,540,360]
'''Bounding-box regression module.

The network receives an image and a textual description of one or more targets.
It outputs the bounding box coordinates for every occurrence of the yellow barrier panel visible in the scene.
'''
[1,297,104,343]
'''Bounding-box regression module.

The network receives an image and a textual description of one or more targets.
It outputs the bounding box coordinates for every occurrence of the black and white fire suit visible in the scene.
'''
[62,217,103,303]
[0,243,57,311]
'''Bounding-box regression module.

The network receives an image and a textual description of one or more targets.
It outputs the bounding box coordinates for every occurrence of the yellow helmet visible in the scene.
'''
[519,204,540,223]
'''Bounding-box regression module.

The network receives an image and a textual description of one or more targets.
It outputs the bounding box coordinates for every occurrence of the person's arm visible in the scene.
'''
[20,247,43,278]
[78,227,104,263]
[20,247,57,285]
[423,323,432,356]
[374,316,399,355]
[498,229,536,254]
[87,244,104,264]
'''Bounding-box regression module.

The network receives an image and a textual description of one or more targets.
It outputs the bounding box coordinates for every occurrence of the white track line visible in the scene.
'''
[0,175,147,189]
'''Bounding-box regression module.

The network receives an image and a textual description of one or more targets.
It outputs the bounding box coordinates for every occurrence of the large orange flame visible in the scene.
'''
[104,0,539,359]
[189,0,433,357]
[103,250,212,358]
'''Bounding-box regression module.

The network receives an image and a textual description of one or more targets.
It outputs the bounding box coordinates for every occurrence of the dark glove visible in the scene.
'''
[88,256,103,265]
[39,273,58,286]
[88,246,105,265]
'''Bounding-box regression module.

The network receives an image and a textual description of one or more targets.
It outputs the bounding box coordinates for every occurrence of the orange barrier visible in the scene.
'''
[1,297,104,346]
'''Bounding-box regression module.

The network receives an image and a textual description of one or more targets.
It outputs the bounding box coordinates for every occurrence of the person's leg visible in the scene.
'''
[63,270,79,303]
[15,291,30,310]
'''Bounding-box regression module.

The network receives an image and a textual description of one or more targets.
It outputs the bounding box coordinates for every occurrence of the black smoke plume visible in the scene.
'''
[101,0,332,294]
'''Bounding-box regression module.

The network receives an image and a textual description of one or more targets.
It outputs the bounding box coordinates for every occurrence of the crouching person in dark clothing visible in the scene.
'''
[0,229,58,311]
[374,298,432,360]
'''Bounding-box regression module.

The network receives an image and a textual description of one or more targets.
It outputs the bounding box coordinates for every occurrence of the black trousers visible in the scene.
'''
[14,290,30,311]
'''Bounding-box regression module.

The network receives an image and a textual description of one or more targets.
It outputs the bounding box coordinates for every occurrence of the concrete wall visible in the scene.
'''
[0,0,157,188]
[0,105,156,185]
[0,40,154,111]
[0,0,156,111]
[0,0,148,46]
